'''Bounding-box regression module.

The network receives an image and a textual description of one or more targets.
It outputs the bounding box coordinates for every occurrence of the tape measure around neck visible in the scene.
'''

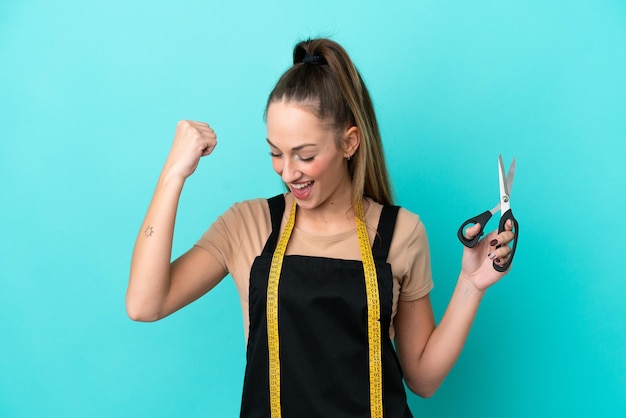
[355,199,384,418]
[266,198,383,418]
[266,198,296,418]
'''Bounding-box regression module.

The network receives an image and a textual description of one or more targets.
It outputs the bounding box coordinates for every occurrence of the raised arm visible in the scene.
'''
[394,220,515,397]
[126,120,225,322]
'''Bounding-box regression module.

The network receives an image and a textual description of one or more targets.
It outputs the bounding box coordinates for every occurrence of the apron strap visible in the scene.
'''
[372,205,400,261]
[261,194,286,256]
[262,194,400,262]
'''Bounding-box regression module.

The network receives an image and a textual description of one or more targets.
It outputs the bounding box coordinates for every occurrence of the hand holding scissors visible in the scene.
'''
[458,155,518,272]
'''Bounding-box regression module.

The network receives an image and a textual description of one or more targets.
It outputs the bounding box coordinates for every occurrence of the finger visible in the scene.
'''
[197,123,215,136]
[201,141,217,156]
[494,253,511,267]
[177,120,215,138]
[488,244,512,261]
[184,120,210,128]
[491,230,515,247]
[199,124,217,141]
[496,245,512,258]
[464,223,482,239]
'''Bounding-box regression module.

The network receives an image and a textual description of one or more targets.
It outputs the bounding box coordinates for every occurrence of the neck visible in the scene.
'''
[294,185,363,235]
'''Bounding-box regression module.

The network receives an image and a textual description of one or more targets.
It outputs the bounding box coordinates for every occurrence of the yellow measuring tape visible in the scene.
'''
[266,198,383,418]
[355,199,384,418]
[266,199,296,418]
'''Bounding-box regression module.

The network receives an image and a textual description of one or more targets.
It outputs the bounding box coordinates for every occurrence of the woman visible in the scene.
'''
[127,38,515,417]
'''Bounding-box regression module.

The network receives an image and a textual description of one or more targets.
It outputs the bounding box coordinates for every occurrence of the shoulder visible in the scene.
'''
[195,196,276,277]
[364,198,426,239]
[386,205,433,299]
[196,196,277,252]
[395,207,425,235]
[218,196,272,223]
[200,196,274,242]
[392,207,428,253]
[375,202,430,272]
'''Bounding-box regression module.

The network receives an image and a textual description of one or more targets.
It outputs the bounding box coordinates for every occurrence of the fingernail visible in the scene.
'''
[488,252,496,260]
[490,239,498,246]
[495,258,501,263]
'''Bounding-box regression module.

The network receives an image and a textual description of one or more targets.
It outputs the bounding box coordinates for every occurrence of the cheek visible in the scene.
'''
[305,159,331,179]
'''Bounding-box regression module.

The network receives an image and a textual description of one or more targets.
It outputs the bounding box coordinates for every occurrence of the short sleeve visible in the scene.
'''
[389,209,434,301]
[194,198,271,277]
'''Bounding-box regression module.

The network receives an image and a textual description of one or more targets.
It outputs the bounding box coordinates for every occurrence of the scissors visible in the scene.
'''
[457,155,518,272]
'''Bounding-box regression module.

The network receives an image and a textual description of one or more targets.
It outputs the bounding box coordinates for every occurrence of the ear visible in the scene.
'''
[342,126,360,159]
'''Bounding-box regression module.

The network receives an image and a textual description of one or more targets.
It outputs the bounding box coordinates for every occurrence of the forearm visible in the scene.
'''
[126,171,185,321]
[403,276,484,396]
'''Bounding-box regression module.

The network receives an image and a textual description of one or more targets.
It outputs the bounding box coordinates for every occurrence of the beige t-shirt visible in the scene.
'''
[195,193,433,341]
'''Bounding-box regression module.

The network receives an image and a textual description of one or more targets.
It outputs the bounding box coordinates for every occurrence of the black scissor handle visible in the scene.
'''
[494,208,518,272]
[457,210,493,248]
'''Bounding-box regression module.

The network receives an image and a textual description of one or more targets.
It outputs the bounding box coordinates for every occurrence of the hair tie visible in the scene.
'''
[302,53,326,65]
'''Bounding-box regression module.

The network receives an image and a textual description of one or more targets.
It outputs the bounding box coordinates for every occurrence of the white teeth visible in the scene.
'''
[292,181,312,190]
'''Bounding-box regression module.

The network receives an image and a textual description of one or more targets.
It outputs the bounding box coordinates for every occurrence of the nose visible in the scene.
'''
[280,157,301,184]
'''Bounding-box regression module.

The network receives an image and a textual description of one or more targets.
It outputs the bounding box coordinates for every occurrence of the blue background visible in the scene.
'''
[1,0,625,416]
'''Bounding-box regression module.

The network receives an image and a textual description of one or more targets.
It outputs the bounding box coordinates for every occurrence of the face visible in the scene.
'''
[266,100,357,212]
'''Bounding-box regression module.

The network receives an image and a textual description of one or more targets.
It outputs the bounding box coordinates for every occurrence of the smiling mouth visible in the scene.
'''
[291,181,313,190]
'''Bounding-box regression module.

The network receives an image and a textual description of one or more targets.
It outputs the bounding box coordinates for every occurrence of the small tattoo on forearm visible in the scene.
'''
[144,226,154,238]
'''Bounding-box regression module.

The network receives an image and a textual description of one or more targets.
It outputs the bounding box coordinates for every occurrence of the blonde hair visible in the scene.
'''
[266,38,393,206]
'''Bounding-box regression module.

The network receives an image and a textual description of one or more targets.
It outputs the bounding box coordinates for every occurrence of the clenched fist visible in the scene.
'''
[163,120,217,180]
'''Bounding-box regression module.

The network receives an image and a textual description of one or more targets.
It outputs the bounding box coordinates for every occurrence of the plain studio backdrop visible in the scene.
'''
[1,0,624,417]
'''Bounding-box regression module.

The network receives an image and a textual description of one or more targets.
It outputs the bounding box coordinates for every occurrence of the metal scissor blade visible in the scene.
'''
[498,155,511,213]
[506,157,516,193]
[488,202,502,215]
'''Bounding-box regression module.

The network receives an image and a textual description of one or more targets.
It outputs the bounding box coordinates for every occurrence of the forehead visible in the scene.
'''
[267,101,318,128]
[266,101,335,139]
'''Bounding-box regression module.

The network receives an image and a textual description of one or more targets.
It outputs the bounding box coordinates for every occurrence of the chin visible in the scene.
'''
[293,197,317,210]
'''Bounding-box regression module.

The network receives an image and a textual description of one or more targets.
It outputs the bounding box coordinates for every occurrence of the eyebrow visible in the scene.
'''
[266,138,317,151]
